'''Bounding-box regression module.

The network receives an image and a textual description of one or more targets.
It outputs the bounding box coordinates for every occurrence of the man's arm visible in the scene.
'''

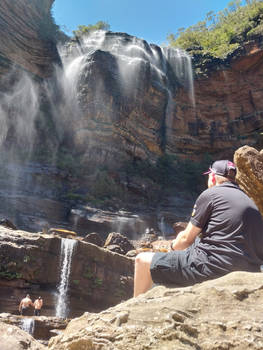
[170,222,201,251]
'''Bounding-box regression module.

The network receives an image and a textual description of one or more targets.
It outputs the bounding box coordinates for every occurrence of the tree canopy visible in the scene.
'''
[73,21,110,38]
[167,0,263,58]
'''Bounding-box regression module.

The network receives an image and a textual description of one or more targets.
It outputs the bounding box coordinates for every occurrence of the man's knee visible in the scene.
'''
[135,252,155,268]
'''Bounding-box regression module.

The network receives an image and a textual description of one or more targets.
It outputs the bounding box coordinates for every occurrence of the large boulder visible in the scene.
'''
[104,232,135,254]
[234,145,263,215]
[48,271,263,350]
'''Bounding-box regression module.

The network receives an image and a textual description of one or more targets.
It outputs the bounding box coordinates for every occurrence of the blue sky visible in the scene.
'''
[52,0,239,45]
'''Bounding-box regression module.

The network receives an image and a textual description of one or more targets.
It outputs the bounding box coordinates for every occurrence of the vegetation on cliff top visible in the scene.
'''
[168,0,263,58]
[73,21,110,38]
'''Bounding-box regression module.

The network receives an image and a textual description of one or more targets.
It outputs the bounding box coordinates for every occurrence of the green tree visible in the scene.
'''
[167,0,263,58]
[73,21,110,38]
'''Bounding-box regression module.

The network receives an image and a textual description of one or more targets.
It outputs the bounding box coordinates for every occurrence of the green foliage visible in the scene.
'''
[122,153,213,195]
[73,279,80,285]
[64,193,87,202]
[73,21,110,38]
[90,170,125,200]
[56,147,84,176]
[0,265,22,280]
[168,0,263,58]
[83,267,93,279]
[23,255,30,263]
[94,277,103,287]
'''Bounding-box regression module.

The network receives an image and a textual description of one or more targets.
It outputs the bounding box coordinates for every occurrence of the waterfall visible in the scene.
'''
[158,216,174,238]
[55,238,77,319]
[20,318,35,335]
[57,30,195,134]
[0,30,196,232]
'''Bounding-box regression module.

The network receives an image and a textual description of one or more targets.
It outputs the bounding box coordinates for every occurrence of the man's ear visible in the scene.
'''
[212,172,216,185]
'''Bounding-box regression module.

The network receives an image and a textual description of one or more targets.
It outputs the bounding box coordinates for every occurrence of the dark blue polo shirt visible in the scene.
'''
[190,181,263,273]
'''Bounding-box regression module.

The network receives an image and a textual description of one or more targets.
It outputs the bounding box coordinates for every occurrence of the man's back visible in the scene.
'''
[192,182,263,271]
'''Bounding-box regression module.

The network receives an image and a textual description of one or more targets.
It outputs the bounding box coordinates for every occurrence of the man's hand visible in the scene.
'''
[170,222,201,250]
[152,240,172,252]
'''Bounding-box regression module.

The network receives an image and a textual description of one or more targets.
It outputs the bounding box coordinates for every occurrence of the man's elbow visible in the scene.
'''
[180,234,195,249]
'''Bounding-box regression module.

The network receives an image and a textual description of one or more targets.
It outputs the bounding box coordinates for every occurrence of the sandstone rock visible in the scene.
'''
[0,0,59,79]
[69,206,148,239]
[104,232,135,254]
[0,218,17,230]
[234,145,263,216]
[172,221,188,235]
[105,244,125,255]
[48,228,77,238]
[125,250,137,258]
[48,271,263,350]
[82,232,103,247]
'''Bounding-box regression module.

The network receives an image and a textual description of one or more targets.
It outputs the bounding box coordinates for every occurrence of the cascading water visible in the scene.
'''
[55,238,77,319]
[20,318,35,335]
[56,30,195,149]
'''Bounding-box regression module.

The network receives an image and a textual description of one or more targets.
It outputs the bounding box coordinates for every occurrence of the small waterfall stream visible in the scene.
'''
[20,318,35,335]
[55,238,77,319]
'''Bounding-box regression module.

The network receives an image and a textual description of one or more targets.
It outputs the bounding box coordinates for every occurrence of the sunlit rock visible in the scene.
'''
[234,145,263,216]
[48,271,263,350]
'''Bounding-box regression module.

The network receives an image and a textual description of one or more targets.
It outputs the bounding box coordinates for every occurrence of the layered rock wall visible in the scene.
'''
[174,40,263,159]
[0,0,59,79]
[62,33,263,167]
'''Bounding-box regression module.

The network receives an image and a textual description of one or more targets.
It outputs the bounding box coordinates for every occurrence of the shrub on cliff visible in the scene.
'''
[122,153,212,196]
[73,21,110,38]
[168,0,263,58]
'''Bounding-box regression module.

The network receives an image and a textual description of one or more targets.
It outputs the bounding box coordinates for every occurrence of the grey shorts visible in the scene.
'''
[150,245,213,287]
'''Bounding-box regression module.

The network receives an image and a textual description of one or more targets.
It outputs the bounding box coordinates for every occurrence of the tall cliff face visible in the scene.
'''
[174,39,263,159]
[0,1,262,165]
[58,33,263,168]
[0,0,59,79]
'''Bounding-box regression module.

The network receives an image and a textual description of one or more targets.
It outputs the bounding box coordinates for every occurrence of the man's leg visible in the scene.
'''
[134,252,155,297]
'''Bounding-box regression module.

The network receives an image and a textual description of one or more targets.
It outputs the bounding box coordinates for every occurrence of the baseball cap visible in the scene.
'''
[203,160,236,177]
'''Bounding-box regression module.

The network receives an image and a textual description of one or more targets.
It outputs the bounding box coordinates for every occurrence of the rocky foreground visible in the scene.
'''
[47,271,263,350]
[1,271,262,349]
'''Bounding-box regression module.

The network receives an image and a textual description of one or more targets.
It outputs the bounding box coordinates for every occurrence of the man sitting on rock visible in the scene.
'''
[134,160,263,297]
[19,294,34,315]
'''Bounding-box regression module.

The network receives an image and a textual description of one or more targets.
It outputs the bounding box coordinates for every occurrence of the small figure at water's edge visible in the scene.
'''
[134,160,263,297]
[19,294,33,316]
[33,296,43,316]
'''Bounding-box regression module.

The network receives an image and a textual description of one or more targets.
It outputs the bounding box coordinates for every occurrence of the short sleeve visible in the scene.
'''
[190,189,213,229]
